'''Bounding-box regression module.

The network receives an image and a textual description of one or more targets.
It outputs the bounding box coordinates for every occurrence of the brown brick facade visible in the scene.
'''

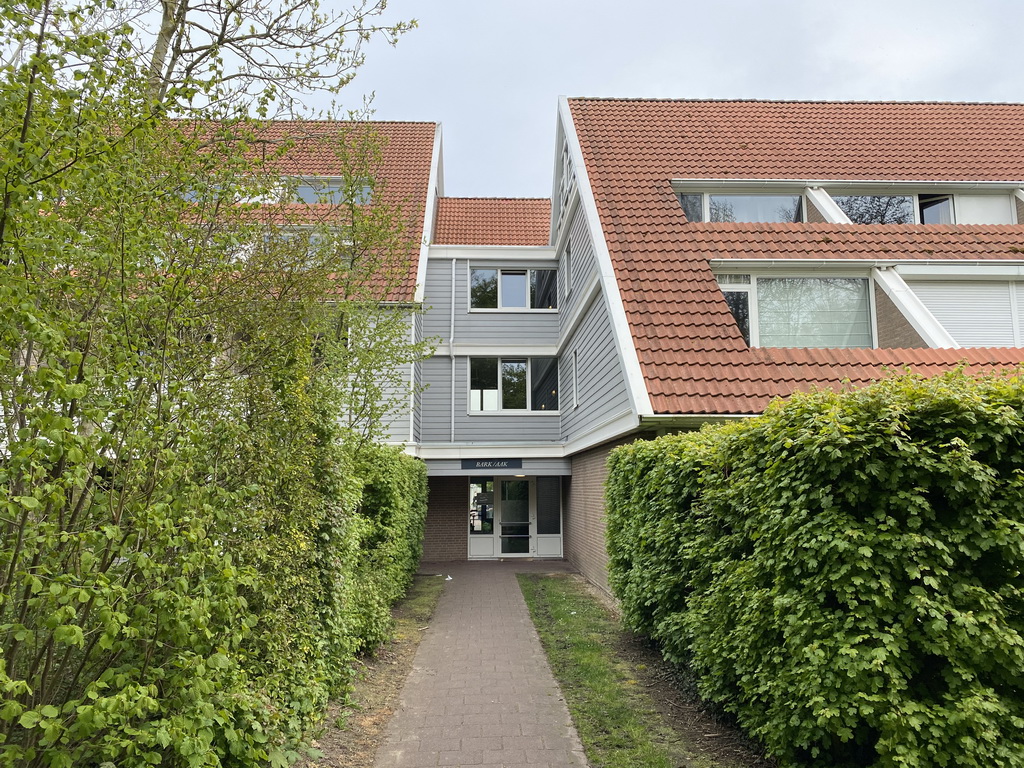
[564,436,649,596]
[874,283,927,348]
[422,476,468,561]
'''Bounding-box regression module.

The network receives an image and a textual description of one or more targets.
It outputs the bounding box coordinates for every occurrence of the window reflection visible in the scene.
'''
[709,194,802,223]
[919,195,953,224]
[832,195,913,224]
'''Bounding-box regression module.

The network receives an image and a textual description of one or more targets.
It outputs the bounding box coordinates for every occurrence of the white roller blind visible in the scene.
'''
[907,281,1016,347]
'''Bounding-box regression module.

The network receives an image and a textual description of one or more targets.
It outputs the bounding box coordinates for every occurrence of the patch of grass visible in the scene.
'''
[392,572,446,628]
[518,573,699,768]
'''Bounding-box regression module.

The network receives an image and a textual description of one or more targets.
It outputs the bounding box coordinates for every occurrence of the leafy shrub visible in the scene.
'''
[607,371,1024,767]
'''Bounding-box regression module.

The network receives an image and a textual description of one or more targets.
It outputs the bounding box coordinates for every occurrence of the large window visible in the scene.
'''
[470,268,558,310]
[832,195,914,224]
[717,275,872,348]
[469,357,558,412]
[679,193,803,223]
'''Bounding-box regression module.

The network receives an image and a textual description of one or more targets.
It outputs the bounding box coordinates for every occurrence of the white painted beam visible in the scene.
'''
[805,186,852,223]
[872,267,959,349]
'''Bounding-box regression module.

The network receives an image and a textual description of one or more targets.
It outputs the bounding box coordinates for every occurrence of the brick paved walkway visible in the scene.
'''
[373,561,589,768]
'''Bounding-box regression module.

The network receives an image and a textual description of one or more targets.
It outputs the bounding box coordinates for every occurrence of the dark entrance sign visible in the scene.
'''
[461,459,523,471]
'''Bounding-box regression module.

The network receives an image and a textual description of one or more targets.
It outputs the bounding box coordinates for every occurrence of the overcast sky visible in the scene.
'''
[335,0,1024,198]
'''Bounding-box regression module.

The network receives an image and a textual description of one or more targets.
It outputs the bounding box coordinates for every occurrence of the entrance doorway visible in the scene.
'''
[468,476,562,558]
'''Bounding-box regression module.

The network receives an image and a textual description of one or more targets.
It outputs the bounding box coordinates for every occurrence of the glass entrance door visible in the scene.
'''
[498,479,531,555]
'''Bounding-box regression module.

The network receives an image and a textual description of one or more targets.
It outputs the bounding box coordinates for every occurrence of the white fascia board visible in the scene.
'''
[450,343,559,357]
[673,178,1024,192]
[427,245,557,262]
[638,413,757,428]
[711,258,1024,271]
[558,96,654,418]
[413,444,567,460]
[896,263,1024,278]
[872,267,959,348]
[413,124,444,304]
[804,187,852,223]
[562,409,640,456]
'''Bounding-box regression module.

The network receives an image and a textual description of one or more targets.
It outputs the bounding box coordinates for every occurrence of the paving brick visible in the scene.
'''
[374,562,588,767]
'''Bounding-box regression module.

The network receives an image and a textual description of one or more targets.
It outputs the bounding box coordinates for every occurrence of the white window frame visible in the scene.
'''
[467,356,560,415]
[680,191,806,223]
[716,271,877,349]
[468,266,559,313]
[571,349,579,409]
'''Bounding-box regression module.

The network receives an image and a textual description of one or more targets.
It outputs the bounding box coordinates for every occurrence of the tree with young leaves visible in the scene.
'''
[0,1,429,765]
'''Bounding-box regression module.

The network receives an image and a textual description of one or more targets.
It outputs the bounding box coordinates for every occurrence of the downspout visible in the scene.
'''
[450,257,456,442]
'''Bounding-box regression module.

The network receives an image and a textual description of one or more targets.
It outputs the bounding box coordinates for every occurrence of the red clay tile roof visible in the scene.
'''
[181,120,436,301]
[568,99,1024,415]
[433,198,551,246]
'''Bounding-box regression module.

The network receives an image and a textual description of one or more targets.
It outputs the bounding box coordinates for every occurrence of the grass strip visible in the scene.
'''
[517,573,690,768]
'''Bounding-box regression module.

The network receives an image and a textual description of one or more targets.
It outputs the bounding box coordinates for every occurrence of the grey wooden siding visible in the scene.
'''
[418,355,562,443]
[380,361,412,444]
[419,356,454,442]
[560,203,599,335]
[560,294,632,442]
[421,257,560,346]
[412,311,423,442]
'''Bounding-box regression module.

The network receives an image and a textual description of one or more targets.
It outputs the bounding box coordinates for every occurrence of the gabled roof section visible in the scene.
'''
[569,99,1024,181]
[567,99,1024,415]
[433,198,552,246]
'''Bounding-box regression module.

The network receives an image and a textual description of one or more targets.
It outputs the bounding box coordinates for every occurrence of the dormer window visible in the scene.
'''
[831,195,914,224]
[679,193,803,223]
[290,178,372,205]
[717,274,872,348]
[919,194,954,224]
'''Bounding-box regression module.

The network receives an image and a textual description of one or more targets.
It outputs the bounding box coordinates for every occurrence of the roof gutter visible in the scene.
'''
[672,178,1024,192]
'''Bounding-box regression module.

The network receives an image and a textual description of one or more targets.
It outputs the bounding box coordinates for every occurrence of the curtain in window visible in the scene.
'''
[758,278,871,348]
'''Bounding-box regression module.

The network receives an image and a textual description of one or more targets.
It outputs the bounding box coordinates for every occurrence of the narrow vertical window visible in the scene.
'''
[530,357,558,410]
[470,358,499,411]
[572,349,579,408]
[501,359,527,409]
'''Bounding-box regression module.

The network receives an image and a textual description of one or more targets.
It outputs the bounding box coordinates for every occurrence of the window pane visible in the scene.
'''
[710,194,802,223]
[501,359,527,409]
[531,270,558,309]
[536,477,561,535]
[470,269,498,308]
[501,271,528,307]
[723,291,750,345]
[470,358,499,411]
[469,478,494,534]
[920,195,953,224]
[758,278,871,348]
[832,195,913,224]
[500,480,530,523]
[679,194,703,222]
[531,357,558,411]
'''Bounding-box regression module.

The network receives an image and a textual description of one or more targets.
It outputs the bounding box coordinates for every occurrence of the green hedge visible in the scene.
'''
[607,371,1024,768]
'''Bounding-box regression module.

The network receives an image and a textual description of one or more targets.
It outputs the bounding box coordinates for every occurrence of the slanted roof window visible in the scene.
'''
[717,274,872,348]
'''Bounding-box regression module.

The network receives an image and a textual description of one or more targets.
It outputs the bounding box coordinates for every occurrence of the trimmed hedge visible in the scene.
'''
[607,371,1024,768]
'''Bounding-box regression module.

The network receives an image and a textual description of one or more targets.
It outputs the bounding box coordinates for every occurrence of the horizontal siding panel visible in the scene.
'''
[561,297,632,440]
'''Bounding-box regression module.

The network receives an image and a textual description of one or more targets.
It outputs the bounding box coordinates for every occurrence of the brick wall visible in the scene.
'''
[422,476,468,562]
[874,283,927,348]
[805,198,827,223]
[565,436,651,596]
